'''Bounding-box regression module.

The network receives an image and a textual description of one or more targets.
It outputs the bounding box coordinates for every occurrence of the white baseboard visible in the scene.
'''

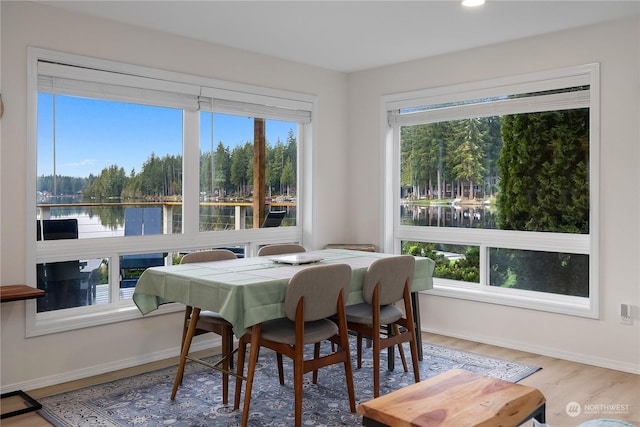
[5,339,221,393]
[8,328,638,393]
[422,326,640,375]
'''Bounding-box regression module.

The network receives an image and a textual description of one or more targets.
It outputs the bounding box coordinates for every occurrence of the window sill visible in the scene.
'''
[25,300,183,337]
[424,281,597,319]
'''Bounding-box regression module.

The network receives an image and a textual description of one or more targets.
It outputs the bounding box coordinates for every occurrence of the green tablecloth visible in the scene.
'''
[133,249,435,337]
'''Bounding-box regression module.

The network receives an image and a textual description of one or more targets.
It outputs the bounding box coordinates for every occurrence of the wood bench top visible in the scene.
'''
[358,368,545,427]
[0,285,45,303]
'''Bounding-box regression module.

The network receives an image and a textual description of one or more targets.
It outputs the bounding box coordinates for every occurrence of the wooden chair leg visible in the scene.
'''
[356,333,363,369]
[172,307,200,400]
[277,352,285,385]
[338,323,356,413]
[372,333,381,398]
[226,329,234,369]
[394,324,408,372]
[233,335,247,410]
[410,336,420,383]
[221,329,230,404]
[312,342,321,384]
[241,325,261,427]
[404,287,421,384]
[181,306,193,353]
[293,343,304,427]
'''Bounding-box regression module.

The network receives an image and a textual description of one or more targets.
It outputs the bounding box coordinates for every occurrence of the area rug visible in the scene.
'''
[40,340,540,426]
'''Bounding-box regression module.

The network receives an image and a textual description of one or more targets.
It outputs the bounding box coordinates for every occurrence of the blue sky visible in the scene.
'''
[37,94,296,178]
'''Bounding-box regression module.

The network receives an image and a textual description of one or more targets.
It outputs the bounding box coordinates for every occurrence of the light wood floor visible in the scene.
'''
[3,332,639,427]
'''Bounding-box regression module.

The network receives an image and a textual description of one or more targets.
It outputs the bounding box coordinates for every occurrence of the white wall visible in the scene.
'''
[1,1,638,392]
[0,1,348,390]
[347,17,640,372]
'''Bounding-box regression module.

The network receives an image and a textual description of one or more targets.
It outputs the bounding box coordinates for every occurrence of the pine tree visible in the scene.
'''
[496,109,589,296]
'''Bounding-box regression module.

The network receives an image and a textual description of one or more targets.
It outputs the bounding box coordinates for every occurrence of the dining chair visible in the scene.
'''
[257,243,306,256]
[345,255,420,397]
[171,249,237,404]
[233,263,356,427]
[261,210,287,227]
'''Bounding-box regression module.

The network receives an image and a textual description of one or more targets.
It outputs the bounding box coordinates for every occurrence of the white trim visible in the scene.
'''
[3,332,224,393]
[389,90,590,127]
[421,323,640,375]
[384,63,595,111]
[382,64,599,319]
[26,47,315,336]
[425,282,595,318]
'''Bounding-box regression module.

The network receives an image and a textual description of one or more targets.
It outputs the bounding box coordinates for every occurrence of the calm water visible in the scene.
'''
[38,204,297,238]
[40,203,493,237]
[401,203,498,229]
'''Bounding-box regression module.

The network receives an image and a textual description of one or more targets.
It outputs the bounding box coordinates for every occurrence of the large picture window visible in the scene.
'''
[384,64,599,317]
[27,48,314,335]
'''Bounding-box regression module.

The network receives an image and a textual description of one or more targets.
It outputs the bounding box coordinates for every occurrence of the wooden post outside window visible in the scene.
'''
[253,118,266,228]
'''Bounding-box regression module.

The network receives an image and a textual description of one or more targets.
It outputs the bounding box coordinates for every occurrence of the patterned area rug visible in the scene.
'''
[40,340,540,426]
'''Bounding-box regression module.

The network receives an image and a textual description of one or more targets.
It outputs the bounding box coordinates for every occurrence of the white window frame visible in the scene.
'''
[381,64,600,318]
[26,48,316,336]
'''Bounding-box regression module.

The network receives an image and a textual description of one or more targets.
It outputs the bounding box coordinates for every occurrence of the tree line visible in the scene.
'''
[37,130,297,200]
[400,116,502,201]
[402,108,590,297]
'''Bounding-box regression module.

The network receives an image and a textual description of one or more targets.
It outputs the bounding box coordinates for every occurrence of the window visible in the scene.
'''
[27,48,314,335]
[198,113,301,231]
[384,64,599,317]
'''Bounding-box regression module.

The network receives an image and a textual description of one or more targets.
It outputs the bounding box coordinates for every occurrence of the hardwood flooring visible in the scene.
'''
[3,332,638,427]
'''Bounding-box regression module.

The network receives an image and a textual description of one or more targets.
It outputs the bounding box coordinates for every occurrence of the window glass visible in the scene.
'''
[488,248,589,296]
[400,109,589,233]
[199,112,297,231]
[36,258,109,312]
[403,241,480,283]
[37,93,183,238]
[120,252,167,291]
[29,49,311,331]
[388,66,597,311]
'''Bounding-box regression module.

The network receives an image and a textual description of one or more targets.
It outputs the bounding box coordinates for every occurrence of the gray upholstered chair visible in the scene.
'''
[171,249,237,404]
[234,263,356,427]
[257,243,306,256]
[345,255,420,397]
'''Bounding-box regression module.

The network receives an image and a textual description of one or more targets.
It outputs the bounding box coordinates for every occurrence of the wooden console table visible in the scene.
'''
[358,368,546,427]
[1,285,45,419]
[1,285,45,302]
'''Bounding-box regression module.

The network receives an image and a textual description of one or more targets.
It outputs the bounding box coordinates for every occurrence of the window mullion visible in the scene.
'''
[182,110,200,236]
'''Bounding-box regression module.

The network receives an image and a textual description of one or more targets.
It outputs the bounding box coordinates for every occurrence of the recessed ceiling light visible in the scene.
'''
[462,0,485,7]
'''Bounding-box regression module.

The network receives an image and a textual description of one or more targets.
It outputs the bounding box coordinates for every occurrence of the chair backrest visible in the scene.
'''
[362,255,415,305]
[284,263,352,322]
[181,249,237,264]
[37,219,78,241]
[257,244,306,257]
[262,210,286,227]
[35,219,82,311]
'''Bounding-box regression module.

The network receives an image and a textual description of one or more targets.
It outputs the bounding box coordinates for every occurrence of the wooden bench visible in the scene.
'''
[358,368,545,427]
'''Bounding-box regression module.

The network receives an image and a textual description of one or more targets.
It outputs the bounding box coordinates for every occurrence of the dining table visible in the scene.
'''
[133,248,435,415]
[134,248,434,332]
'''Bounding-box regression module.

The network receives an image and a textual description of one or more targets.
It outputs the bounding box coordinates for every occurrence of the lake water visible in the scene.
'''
[38,204,297,238]
[401,203,498,229]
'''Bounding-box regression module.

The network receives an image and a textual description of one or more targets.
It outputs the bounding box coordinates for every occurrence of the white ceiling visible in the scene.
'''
[37,0,640,73]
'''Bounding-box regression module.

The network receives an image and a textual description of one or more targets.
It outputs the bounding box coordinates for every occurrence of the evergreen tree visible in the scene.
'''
[281,159,295,196]
[451,118,486,199]
[496,109,590,296]
[498,110,589,233]
[214,142,231,194]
